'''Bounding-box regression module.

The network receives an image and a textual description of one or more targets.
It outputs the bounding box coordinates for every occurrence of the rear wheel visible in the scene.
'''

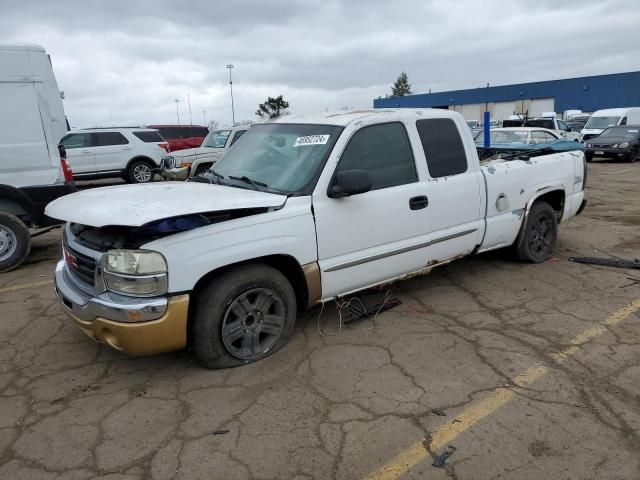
[514,202,558,263]
[127,159,154,183]
[191,264,297,369]
[0,213,31,273]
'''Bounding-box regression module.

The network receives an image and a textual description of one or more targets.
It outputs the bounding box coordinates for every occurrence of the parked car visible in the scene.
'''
[475,127,563,145]
[0,43,76,272]
[59,128,169,183]
[47,109,586,368]
[466,119,481,129]
[579,107,640,142]
[522,117,581,141]
[147,125,209,152]
[474,127,583,160]
[584,126,640,162]
[160,124,249,180]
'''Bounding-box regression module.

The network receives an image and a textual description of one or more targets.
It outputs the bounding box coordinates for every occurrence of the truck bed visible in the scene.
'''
[478,149,586,252]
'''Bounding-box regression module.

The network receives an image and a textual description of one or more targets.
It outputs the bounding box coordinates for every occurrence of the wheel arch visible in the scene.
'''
[514,187,565,249]
[0,185,37,224]
[125,155,157,172]
[190,254,320,316]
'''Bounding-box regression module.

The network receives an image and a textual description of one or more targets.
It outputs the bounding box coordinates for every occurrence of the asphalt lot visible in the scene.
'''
[1,160,639,480]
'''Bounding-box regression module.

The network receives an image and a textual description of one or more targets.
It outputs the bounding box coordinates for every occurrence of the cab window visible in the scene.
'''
[336,122,418,190]
[416,118,468,178]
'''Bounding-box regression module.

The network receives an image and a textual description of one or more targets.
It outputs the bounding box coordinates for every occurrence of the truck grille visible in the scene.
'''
[63,241,97,287]
[591,144,610,149]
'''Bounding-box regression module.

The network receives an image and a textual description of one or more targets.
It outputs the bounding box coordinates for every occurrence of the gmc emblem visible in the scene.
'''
[64,248,78,269]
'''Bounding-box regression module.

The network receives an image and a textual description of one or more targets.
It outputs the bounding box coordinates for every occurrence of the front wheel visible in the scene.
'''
[127,160,155,183]
[191,264,297,369]
[514,201,558,263]
[0,213,31,273]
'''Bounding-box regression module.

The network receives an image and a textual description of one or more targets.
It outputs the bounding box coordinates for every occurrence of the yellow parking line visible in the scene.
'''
[0,279,53,294]
[365,299,640,480]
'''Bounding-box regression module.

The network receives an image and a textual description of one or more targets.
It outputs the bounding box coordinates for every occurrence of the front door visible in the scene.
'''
[59,132,95,174]
[312,121,431,298]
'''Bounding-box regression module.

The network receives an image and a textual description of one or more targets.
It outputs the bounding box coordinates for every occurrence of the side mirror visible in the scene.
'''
[328,169,372,198]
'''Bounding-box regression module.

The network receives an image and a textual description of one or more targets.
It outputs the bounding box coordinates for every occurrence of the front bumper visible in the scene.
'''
[585,148,631,160]
[160,167,190,181]
[54,260,188,355]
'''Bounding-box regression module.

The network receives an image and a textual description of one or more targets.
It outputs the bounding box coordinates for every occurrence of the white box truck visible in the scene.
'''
[0,43,75,271]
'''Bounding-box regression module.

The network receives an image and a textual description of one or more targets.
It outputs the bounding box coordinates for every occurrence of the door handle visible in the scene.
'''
[409,195,429,210]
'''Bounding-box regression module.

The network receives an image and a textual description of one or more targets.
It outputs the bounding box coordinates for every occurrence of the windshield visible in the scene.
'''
[599,127,640,139]
[584,116,621,129]
[212,123,343,194]
[476,130,529,144]
[203,130,231,148]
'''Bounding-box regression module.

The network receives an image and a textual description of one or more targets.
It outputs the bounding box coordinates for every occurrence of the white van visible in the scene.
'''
[580,107,640,141]
[0,44,75,271]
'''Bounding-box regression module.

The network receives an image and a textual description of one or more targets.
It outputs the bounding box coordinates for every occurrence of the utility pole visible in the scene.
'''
[174,99,180,124]
[226,64,235,126]
[202,110,206,125]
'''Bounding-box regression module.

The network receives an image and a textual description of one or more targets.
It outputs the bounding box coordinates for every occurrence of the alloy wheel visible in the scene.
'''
[221,287,286,360]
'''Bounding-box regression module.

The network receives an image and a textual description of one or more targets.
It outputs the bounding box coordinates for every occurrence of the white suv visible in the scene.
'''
[59,128,169,183]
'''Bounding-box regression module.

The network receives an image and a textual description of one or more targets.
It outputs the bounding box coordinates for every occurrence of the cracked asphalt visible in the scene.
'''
[1,161,640,480]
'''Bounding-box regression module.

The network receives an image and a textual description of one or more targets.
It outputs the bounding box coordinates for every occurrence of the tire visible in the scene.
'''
[126,159,154,183]
[0,212,31,273]
[191,264,297,369]
[514,201,558,263]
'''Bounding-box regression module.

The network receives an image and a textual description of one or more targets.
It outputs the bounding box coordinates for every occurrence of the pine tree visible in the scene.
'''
[255,95,290,119]
[391,72,412,97]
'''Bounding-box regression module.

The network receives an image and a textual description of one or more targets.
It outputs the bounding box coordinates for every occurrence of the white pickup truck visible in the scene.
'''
[46,109,587,369]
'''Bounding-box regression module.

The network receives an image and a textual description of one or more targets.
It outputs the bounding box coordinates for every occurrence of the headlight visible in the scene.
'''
[102,250,168,297]
[619,142,629,149]
[162,155,175,168]
[586,143,592,148]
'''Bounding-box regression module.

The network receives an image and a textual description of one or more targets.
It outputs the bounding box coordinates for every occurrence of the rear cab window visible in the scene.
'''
[416,118,468,178]
[133,131,165,143]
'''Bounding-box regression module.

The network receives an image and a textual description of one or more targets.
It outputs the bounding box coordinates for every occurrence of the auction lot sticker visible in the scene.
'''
[293,135,330,147]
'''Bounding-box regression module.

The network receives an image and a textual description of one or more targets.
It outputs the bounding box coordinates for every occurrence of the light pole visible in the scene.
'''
[174,99,180,124]
[226,64,235,126]
[202,110,207,126]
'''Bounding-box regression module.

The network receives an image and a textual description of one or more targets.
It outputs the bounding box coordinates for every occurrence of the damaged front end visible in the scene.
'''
[68,207,269,251]
[54,205,270,356]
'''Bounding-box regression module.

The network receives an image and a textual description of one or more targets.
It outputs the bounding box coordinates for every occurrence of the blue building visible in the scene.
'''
[373,71,640,121]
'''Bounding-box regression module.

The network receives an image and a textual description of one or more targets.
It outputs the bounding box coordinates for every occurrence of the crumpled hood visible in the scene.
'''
[45,182,286,227]
[171,146,224,158]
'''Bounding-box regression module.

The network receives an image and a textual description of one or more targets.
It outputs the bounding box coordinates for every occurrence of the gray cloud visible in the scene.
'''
[2,0,639,127]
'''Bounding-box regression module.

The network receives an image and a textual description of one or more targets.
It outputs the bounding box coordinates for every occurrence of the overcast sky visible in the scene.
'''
[3,0,640,128]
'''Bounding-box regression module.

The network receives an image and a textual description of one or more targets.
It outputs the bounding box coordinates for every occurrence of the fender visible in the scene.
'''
[0,184,39,221]
[514,185,565,249]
